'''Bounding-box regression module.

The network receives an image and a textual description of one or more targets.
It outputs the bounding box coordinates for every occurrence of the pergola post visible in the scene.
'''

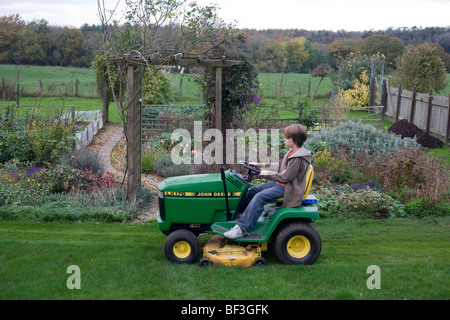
[215,67,222,132]
[126,64,143,205]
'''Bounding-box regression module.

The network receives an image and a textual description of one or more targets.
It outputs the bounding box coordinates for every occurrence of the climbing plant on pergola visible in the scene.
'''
[97,0,240,204]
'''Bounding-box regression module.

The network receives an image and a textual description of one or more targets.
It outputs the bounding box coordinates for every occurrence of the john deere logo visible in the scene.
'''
[164,191,241,197]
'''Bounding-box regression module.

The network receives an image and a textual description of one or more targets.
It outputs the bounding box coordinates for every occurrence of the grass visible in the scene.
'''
[0,96,123,123]
[0,64,98,98]
[1,217,449,300]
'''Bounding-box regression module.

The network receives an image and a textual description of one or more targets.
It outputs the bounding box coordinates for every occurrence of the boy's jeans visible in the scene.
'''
[237,181,285,233]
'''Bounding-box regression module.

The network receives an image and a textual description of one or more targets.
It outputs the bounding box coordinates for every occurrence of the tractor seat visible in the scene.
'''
[275,164,315,205]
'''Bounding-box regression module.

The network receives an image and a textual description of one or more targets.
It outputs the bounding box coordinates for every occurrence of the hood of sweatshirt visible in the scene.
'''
[289,147,312,164]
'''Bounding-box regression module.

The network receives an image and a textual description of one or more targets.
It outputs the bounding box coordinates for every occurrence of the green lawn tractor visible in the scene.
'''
[156,161,321,267]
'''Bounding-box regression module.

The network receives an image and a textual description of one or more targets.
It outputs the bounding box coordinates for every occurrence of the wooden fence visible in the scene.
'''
[380,80,450,143]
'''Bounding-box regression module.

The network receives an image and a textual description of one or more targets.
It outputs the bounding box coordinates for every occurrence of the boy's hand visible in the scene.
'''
[260,170,274,176]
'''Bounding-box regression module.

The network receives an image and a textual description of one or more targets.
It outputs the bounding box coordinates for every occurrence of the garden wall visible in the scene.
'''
[71,110,104,150]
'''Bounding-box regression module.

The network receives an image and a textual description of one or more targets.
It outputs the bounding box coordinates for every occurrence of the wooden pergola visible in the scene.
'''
[110,54,241,204]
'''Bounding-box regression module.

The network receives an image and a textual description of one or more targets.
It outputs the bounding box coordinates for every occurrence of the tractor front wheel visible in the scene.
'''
[273,222,321,265]
[164,230,200,264]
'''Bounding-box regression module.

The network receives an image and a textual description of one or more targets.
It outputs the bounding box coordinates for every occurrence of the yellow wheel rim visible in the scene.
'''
[287,236,311,259]
[173,241,191,259]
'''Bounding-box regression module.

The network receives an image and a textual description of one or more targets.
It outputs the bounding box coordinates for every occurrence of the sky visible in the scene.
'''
[1,0,449,31]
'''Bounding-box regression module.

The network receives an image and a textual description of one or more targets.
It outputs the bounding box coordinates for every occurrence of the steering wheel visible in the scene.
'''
[239,160,261,175]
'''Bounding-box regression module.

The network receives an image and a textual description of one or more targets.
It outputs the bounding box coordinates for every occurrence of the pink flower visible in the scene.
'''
[191,149,197,155]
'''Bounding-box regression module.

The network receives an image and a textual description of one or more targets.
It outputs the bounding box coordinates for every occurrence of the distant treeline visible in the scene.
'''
[1,13,449,72]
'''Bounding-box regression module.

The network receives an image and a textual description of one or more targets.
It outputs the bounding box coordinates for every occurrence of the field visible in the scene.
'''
[0,64,98,98]
[1,217,449,300]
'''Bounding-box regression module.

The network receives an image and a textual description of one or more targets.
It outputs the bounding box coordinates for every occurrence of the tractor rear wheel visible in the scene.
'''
[273,222,321,265]
[164,230,200,264]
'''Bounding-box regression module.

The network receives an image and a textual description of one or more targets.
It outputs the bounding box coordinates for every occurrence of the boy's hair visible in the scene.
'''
[284,124,307,147]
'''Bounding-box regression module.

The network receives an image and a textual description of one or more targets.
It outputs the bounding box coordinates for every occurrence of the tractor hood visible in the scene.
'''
[158,173,224,195]
[157,171,247,196]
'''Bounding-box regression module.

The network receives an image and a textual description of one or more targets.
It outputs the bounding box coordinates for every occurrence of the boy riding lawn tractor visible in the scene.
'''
[156,124,322,267]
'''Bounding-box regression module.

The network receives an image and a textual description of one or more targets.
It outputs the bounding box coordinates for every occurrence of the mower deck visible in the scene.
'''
[200,235,267,267]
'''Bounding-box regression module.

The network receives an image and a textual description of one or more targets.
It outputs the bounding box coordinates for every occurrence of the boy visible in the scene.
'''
[224,123,311,239]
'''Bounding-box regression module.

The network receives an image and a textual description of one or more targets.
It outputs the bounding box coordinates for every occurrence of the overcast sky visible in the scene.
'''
[1,0,449,31]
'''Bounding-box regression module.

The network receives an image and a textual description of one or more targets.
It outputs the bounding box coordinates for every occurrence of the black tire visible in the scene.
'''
[273,222,321,265]
[199,257,212,267]
[164,230,200,264]
[254,257,266,267]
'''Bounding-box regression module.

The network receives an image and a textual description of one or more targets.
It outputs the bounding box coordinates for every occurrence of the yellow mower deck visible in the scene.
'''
[200,235,268,267]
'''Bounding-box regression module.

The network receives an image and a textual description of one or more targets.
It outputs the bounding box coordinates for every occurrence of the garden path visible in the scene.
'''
[84,123,163,221]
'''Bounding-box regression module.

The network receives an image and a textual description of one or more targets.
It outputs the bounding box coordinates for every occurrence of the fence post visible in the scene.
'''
[381,79,387,116]
[369,76,376,106]
[425,88,433,134]
[395,85,402,122]
[409,86,417,123]
[71,105,75,123]
[75,79,79,97]
[378,106,382,130]
[39,80,44,98]
[102,79,109,124]
[445,94,450,144]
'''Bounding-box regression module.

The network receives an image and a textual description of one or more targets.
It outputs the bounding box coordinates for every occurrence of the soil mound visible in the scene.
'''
[388,119,443,148]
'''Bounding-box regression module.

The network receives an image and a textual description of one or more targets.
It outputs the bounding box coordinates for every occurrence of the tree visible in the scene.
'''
[97,0,231,124]
[311,64,332,100]
[329,38,360,67]
[0,14,25,62]
[62,28,83,66]
[394,43,447,93]
[284,37,309,72]
[425,42,450,72]
[331,53,385,90]
[253,39,286,72]
[358,35,405,70]
[13,23,47,64]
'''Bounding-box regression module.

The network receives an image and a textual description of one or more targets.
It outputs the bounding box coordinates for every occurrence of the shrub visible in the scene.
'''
[27,118,77,163]
[152,153,191,177]
[305,121,419,156]
[0,168,50,206]
[61,151,104,174]
[331,52,385,90]
[335,71,370,107]
[394,43,447,93]
[0,114,77,164]
[35,165,115,194]
[0,187,153,223]
[405,198,450,217]
[378,148,450,204]
[313,184,405,219]
[311,150,349,185]
[0,125,33,163]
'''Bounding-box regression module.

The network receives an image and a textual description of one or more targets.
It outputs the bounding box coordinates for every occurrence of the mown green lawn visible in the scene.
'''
[1,217,449,300]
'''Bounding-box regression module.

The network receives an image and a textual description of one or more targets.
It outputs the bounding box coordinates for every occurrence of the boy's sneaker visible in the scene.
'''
[224,224,244,239]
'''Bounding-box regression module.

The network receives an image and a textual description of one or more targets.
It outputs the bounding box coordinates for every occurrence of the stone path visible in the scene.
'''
[97,125,124,180]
